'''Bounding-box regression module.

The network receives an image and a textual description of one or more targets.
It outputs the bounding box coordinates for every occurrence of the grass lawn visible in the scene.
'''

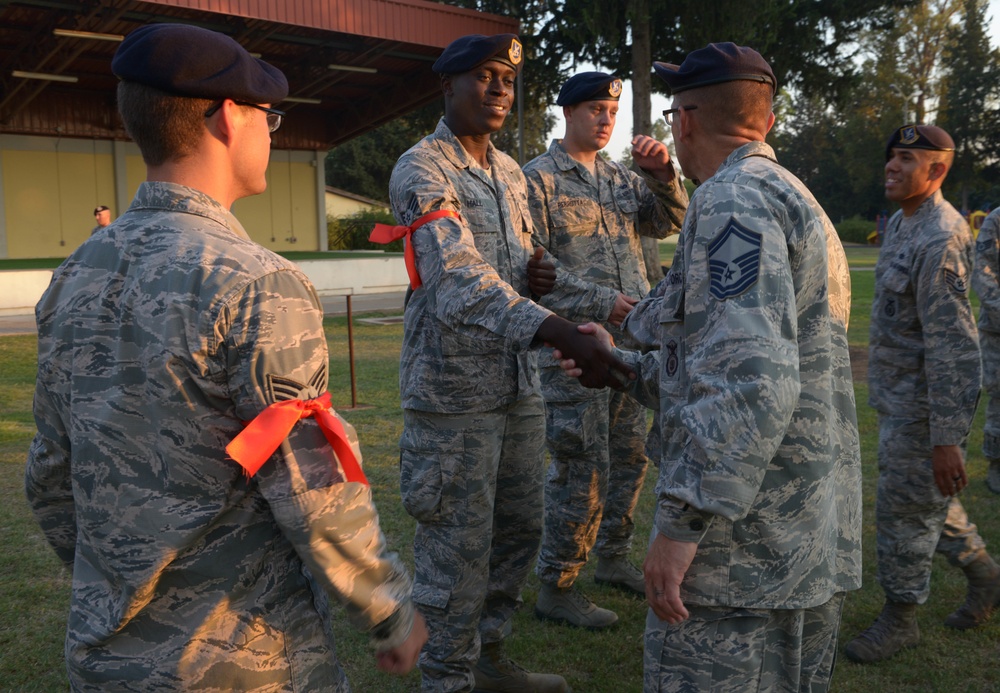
[2,268,1000,691]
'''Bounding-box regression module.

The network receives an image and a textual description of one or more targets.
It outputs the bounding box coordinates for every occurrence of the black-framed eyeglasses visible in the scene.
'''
[662,105,697,126]
[204,100,285,133]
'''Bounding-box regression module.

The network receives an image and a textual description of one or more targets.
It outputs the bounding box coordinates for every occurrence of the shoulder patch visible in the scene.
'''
[943,267,967,294]
[707,218,762,300]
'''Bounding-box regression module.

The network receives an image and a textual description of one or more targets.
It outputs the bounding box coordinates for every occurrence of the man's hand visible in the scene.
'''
[933,444,967,497]
[376,611,428,675]
[643,532,697,624]
[527,246,557,297]
[632,135,676,183]
[537,316,633,389]
[609,293,638,327]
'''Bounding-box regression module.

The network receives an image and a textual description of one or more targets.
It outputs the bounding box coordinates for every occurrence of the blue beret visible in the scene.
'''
[885,124,955,161]
[556,72,623,106]
[433,34,523,75]
[653,42,775,95]
[112,24,288,104]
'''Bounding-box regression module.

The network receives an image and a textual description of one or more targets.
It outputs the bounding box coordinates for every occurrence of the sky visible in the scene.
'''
[554,1,1000,162]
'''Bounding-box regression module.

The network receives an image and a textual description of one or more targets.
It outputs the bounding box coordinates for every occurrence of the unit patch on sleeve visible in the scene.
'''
[707,218,762,300]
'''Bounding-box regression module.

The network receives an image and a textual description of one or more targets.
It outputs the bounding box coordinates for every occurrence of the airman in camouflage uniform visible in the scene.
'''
[557,44,862,692]
[846,125,1000,664]
[972,208,1000,493]
[384,35,630,693]
[523,71,688,629]
[24,24,426,691]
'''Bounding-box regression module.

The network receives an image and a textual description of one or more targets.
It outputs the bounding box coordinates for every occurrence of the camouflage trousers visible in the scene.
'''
[876,415,987,604]
[536,387,649,587]
[643,593,846,692]
[400,397,546,693]
[981,331,1000,459]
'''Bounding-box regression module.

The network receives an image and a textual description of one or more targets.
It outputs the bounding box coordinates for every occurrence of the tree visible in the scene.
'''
[938,0,1000,210]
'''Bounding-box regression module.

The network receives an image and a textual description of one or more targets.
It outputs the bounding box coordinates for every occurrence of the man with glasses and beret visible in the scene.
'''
[380,33,633,693]
[555,42,861,691]
[26,23,426,691]
[846,124,1000,663]
[523,71,687,630]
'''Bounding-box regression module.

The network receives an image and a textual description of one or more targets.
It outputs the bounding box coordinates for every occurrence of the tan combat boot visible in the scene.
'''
[844,601,919,663]
[944,552,1000,629]
[987,459,1000,494]
[594,555,646,597]
[535,583,618,630]
[472,641,570,693]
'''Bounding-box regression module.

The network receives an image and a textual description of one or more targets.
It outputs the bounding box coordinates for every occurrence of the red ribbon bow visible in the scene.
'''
[369,210,460,289]
[226,392,368,484]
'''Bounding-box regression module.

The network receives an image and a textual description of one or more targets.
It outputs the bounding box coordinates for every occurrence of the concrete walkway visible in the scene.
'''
[0,291,408,337]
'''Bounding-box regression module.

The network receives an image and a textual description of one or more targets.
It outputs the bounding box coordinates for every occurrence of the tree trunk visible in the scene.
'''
[629,0,663,284]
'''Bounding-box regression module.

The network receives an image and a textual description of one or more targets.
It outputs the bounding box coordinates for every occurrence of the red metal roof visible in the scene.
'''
[0,0,519,149]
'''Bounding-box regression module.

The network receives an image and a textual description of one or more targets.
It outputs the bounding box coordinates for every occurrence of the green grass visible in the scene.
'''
[3,271,1000,691]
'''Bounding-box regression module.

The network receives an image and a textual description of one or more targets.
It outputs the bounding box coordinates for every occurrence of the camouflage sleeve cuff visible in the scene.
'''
[655,498,713,543]
[930,426,969,448]
[369,600,416,652]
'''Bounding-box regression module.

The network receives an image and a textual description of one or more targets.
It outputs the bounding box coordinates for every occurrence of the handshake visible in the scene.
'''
[528,247,635,390]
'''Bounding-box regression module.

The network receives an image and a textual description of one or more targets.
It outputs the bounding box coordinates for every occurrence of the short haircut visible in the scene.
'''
[676,80,772,136]
[117,81,213,166]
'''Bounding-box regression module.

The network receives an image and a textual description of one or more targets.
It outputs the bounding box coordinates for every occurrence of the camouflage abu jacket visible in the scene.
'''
[26,182,414,691]
[620,141,862,609]
[389,118,557,413]
[523,138,688,324]
[973,208,1000,335]
[868,189,981,445]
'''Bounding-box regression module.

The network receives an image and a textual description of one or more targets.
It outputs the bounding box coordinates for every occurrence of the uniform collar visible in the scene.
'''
[719,140,776,173]
[131,181,250,239]
[433,117,496,172]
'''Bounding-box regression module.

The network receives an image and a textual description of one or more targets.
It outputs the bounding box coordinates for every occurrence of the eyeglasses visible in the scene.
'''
[204,100,285,133]
[662,105,697,126]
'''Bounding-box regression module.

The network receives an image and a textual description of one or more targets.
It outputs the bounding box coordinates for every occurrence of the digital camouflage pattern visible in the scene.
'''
[524,139,687,336]
[620,141,862,609]
[869,189,981,444]
[523,139,687,586]
[26,182,414,692]
[874,416,986,603]
[869,190,986,603]
[400,402,545,691]
[389,118,555,415]
[388,119,553,691]
[973,209,1000,458]
[643,593,845,693]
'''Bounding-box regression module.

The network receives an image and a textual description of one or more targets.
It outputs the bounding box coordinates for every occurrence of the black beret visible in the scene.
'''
[93,205,109,215]
[112,24,288,104]
[433,34,523,75]
[556,72,623,106]
[653,42,775,95]
[885,124,955,161]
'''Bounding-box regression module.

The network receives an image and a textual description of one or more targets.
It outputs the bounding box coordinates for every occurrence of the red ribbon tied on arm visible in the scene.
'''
[368,210,461,289]
[226,392,368,485]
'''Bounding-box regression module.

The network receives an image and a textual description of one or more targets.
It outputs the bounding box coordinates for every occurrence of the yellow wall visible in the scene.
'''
[3,147,116,258]
[1,136,320,258]
[233,155,319,251]
[326,192,387,218]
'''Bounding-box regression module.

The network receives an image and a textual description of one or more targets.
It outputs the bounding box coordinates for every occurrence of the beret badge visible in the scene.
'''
[899,126,919,145]
[609,79,623,98]
[508,38,523,66]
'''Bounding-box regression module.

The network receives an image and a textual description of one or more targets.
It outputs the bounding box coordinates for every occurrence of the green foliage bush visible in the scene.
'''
[327,209,402,252]
[836,215,876,245]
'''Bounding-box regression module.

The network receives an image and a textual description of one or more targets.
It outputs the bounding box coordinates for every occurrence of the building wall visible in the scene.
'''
[0,135,321,258]
[325,191,388,218]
